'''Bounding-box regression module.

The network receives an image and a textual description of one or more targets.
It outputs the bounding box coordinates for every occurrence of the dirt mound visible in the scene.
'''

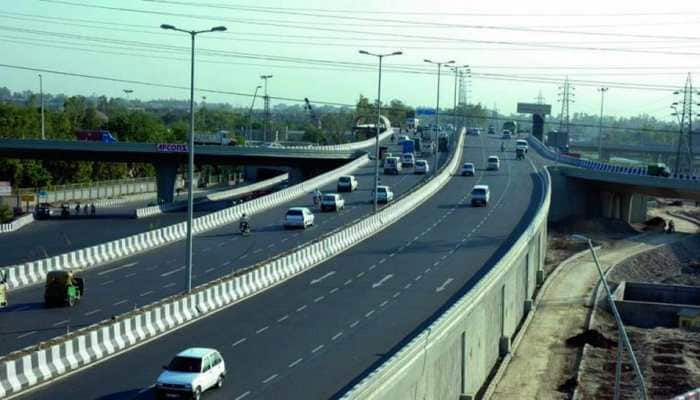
[566,329,616,349]
[643,216,667,232]
[550,217,638,240]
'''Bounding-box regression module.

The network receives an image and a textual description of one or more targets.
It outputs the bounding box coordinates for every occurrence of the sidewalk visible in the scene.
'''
[490,232,687,400]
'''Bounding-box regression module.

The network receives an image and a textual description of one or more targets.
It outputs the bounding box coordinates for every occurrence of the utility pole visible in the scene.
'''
[451,65,469,131]
[557,77,575,135]
[248,85,262,141]
[38,74,45,140]
[457,67,471,130]
[671,73,697,175]
[535,91,545,104]
[597,87,609,161]
[260,75,273,142]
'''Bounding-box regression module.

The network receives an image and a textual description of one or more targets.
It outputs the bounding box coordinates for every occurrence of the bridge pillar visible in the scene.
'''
[153,161,178,204]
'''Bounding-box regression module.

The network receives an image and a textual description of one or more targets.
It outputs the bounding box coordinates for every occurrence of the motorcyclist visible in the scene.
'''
[239,213,250,233]
[500,142,505,152]
[313,188,322,205]
[90,203,96,216]
[667,220,676,233]
[74,203,81,215]
[83,204,89,215]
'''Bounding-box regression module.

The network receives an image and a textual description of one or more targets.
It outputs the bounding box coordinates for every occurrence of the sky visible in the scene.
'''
[2,0,700,121]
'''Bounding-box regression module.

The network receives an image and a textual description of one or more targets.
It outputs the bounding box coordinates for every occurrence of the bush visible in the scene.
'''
[0,203,13,224]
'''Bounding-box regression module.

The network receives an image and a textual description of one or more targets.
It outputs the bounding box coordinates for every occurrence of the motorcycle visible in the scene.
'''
[239,221,251,236]
[313,194,322,207]
[61,207,70,218]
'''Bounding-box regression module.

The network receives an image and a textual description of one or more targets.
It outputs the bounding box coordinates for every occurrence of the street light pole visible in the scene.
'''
[161,23,227,293]
[38,74,45,140]
[572,234,648,400]
[425,59,455,172]
[248,85,262,141]
[597,87,609,161]
[451,65,469,133]
[359,50,402,213]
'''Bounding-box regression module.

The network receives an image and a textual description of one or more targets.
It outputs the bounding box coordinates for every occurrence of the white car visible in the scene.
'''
[502,131,512,140]
[337,175,358,192]
[284,207,315,229]
[471,185,491,206]
[401,153,415,168]
[414,159,429,174]
[487,156,500,171]
[516,139,529,153]
[156,348,226,400]
[461,163,476,176]
[384,156,402,174]
[372,185,394,204]
[321,193,345,212]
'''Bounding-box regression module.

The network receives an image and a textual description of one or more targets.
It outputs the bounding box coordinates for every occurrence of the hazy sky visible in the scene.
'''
[2,0,700,121]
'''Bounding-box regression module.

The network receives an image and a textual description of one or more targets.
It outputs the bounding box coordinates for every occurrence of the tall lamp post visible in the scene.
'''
[160,23,227,293]
[425,59,455,172]
[248,85,262,141]
[359,50,402,213]
[571,234,648,400]
[597,87,609,161]
[38,74,45,140]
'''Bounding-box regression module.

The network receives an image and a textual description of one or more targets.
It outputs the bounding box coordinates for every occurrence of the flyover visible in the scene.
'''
[0,135,382,203]
[12,134,549,400]
[0,139,449,356]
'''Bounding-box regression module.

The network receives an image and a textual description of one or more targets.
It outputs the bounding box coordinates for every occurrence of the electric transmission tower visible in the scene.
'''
[557,77,575,133]
[457,67,471,128]
[671,73,697,174]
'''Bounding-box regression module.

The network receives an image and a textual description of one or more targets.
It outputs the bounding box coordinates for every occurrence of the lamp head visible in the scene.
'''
[359,50,370,55]
[160,24,176,30]
[211,26,227,32]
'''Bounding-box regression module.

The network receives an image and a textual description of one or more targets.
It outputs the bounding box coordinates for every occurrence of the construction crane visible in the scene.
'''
[304,97,322,129]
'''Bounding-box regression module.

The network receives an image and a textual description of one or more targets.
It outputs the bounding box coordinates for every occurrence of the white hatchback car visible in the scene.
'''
[487,156,500,171]
[321,193,345,212]
[414,159,429,174]
[461,162,476,176]
[372,185,394,204]
[471,185,491,206]
[284,207,315,229]
[337,175,358,192]
[156,348,226,400]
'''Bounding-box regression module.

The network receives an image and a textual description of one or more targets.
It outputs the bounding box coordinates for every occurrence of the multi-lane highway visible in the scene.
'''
[0,140,447,356]
[0,182,282,267]
[18,134,546,400]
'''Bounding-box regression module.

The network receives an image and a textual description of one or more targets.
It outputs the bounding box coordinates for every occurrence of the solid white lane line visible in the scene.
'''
[140,290,154,297]
[310,271,335,285]
[277,315,289,323]
[235,391,251,400]
[312,345,324,353]
[16,331,37,339]
[100,280,115,286]
[232,338,247,347]
[256,326,269,334]
[329,288,339,294]
[297,305,307,312]
[365,310,375,318]
[160,266,185,277]
[113,299,128,306]
[350,320,360,328]
[262,374,278,384]
[97,261,138,276]
[53,320,70,327]
[289,358,303,368]
[163,282,176,289]
[84,309,101,317]
[332,332,343,341]
[314,296,325,303]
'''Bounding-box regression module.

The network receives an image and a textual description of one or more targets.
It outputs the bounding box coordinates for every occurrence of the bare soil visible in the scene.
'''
[577,236,700,400]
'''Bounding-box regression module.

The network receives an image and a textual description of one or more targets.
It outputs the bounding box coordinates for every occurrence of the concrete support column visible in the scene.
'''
[601,191,615,219]
[153,161,178,204]
[629,194,649,224]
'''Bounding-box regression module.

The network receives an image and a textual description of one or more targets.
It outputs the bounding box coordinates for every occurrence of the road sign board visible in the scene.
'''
[20,194,35,202]
[157,143,188,153]
[38,190,49,198]
[0,182,10,196]
[517,103,552,115]
[415,107,436,116]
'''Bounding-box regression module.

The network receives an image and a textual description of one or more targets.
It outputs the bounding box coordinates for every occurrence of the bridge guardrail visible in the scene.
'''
[1,155,369,291]
[0,129,463,400]
[339,156,551,400]
[528,136,699,182]
[0,214,34,235]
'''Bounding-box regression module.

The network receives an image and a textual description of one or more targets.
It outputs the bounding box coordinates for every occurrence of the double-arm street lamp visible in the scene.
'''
[359,50,402,213]
[425,59,454,172]
[160,23,227,293]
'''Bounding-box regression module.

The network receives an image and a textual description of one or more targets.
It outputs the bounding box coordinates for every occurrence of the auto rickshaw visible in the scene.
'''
[44,270,84,307]
[0,270,8,308]
[516,148,525,160]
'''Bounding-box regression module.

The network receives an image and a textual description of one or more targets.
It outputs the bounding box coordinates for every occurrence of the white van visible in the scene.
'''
[401,153,415,168]
[487,156,500,171]
[516,139,529,153]
[384,156,402,174]
[471,185,490,206]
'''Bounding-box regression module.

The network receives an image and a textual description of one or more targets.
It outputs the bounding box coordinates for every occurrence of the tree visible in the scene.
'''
[355,95,374,123]
[0,203,13,223]
[302,124,325,144]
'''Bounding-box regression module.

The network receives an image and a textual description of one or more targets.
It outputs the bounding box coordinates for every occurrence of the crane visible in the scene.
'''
[304,97,322,129]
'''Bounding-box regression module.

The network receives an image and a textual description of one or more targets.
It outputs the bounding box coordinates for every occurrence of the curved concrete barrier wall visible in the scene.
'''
[0,214,34,234]
[0,130,464,399]
[340,167,551,400]
[2,157,368,291]
[237,128,394,153]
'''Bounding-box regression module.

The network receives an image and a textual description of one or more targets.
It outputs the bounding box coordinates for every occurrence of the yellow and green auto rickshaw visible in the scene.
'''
[0,270,7,308]
[44,270,84,307]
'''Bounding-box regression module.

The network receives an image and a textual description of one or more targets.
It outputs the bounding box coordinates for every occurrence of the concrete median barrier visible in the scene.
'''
[0,214,34,234]
[0,129,462,399]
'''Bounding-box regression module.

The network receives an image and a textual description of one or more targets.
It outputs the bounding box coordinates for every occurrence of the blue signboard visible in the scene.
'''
[415,107,436,116]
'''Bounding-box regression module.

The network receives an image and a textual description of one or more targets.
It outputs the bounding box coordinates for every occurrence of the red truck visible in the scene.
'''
[75,129,118,143]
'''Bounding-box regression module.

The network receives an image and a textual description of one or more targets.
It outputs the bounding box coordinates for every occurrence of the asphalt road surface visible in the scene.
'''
[18,134,546,400]
[0,140,447,356]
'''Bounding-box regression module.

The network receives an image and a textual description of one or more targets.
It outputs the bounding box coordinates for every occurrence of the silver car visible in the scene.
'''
[156,348,226,400]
